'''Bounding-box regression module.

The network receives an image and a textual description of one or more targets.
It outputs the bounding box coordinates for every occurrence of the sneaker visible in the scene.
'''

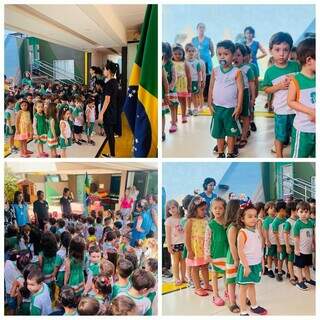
[193,109,199,116]
[267,270,275,278]
[276,273,283,281]
[88,140,96,146]
[213,145,219,153]
[263,266,268,275]
[240,313,250,316]
[275,268,278,274]
[296,281,309,290]
[227,152,239,158]
[250,306,268,315]
[250,122,257,132]
[217,153,225,158]
[75,140,82,145]
[188,109,193,116]
[11,147,18,154]
[233,145,239,157]
[305,279,316,286]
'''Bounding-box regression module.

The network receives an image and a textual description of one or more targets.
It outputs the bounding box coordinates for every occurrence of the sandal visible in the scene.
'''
[246,298,251,306]
[175,279,183,286]
[238,139,247,149]
[212,296,225,306]
[195,288,208,297]
[203,285,213,291]
[290,278,297,285]
[229,304,240,313]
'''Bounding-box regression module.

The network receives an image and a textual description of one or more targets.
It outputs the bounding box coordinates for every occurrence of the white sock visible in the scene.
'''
[251,305,258,309]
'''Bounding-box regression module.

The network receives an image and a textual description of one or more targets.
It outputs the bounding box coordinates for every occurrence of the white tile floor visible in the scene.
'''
[162,270,315,316]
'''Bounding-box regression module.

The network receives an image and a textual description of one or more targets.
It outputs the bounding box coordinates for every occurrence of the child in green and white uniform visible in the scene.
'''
[33,101,48,157]
[262,201,277,278]
[59,108,72,158]
[4,97,17,153]
[47,103,60,158]
[283,201,298,284]
[288,38,315,158]
[263,32,300,157]
[85,98,96,145]
[271,200,287,281]
[39,252,56,294]
[205,198,227,306]
[111,258,133,299]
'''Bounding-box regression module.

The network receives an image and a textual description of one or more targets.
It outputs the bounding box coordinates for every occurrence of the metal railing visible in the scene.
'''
[282,175,315,200]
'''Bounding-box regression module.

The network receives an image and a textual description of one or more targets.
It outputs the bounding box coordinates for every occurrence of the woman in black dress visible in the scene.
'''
[98,60,120,157]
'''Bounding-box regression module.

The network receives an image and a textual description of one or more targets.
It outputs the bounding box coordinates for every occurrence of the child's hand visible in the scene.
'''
[98,114,103,124]
[294,249,300,256]
[266,240,271,247]
[244,265,251,277]
[311,242,315,252]
[286,245,292,255]
[168,246,174,255]
[250,99,255,108]
[201,81,205,88]
[232,107,241,119]
[277,245,282,253]
[308,109,315,123]
[278,79,290,90]
[234,258,239,267]
[188,250,195,260]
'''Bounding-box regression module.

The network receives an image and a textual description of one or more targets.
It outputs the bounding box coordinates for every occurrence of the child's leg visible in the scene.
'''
[192,94,198,111]
[288,261,295,279]
[191,266,201,290]
[211,270,220,297]
[239,285,249,314]
[61,148,66,158]
[179,253,187,282]
[169,105,176,125]
[241,116,250,141]
[162,115,165,136]
[275,139,283,158]
[9,136,14,148]
[278,258,283,273]
[171,252,181,283]
[227,136,235,154]
[186,265,192,282]
[179,97,186,118]
[267,255,272,269]
[247,284,257,306]
[217,138,225,154]
[296,267,303,283]
[227,283,237,305]
[200,88,204,108]
[200,264,209,288]
[304,266,311,281]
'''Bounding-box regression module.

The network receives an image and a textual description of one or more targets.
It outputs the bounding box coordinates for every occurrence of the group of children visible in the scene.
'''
[5,199,158,316]
[164,194,315,316]
[4,82,100,158]
[162,32,315,158]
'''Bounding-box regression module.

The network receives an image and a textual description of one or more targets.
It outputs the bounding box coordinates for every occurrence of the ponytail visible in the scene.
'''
[105,60,120,80]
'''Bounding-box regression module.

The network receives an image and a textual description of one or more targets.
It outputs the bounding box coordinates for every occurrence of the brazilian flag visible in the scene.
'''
[123,4,158,157]
[83,172,90,217]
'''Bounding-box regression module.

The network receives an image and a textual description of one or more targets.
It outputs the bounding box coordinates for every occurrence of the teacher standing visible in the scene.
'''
[98,60,120,158]
[192,23,214,100]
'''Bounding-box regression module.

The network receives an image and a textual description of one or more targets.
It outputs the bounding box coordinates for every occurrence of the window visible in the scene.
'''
[53,59,75,80]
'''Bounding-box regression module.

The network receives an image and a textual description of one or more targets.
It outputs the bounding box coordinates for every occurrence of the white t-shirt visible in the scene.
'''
[165,216,185,245]
[4,260,23,294]
[240,228,263,265]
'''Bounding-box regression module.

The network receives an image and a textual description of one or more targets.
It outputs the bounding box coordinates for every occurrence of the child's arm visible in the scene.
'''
[233,71,244,119]
[38,254,43,269]
[262,220,271,246]
[284,230,292,255]
[50,119,56,138]
[84,273,93,295]
[64,258,70,285]
[288,80,315,122]
[60,121,68,142]
[185,219,194,259]
[165,221,173,255]
[237,230,251,277]
[197,63,201,88]
[264,78,290,94]
[249,80,256,107]
[273,229,281,253]
[204,225,212,261]
[207,69,215,115]
[185,62,192,92]
[294,236,300,256]
[136,216,145,233]
[33,115,38,138]
[162,68,170,106]
[227,225,239,265]
[169,64,177,91]
[256,220,265,247]
[15,111,21,134]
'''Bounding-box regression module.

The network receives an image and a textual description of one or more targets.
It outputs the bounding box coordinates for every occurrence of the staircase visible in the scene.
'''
[282,175,315,201]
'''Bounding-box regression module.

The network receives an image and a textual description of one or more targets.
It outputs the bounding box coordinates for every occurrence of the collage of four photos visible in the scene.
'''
[3,2,316,318]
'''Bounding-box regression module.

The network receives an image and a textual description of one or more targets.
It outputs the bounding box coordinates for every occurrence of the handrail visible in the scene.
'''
[35,59,83,84]
[282,174,315,200]
[32,65,69,86]
[282,175,314,188]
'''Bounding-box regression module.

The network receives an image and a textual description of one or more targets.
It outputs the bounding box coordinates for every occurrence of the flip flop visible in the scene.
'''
[229,304,240,313]
[195,288,209,297]
[212,296,225,306]
[203,285,213,292]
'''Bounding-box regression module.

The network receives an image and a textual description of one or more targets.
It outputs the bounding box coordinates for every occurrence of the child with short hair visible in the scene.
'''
[84,245,101,295]
[165,199,186,286]
[263,32,300,157]
[77,297,100,315]
[27,269,52,315]
[236,203,267,315]
[5,97,18,154]
[271,200,287,281]
[208,40,243,158]
[60,285,78,315]
[262,201,277,278]
[293,201,315,290]
[118,269,155,315]
[107,295,137,315]
[288,37,315,158]
[204,197,228,306]
[33,100,48,157]
[73,98,85,145]
[185,43,201,116]
[283,201,298,285]
[85,97,96,145]
[111,258,134,299]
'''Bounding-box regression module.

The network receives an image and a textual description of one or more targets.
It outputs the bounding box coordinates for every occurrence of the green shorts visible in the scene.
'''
[241,89,250,117]
[237,263,262,285]
[85,122,95,136]
[211,106,241,139]
[287,245,295,262]
[274,114,295,143]
[266,244,277,257]
[277,245,287,261]
[291,127,315,158]
[5,125,15,137]
[191,81,199,94]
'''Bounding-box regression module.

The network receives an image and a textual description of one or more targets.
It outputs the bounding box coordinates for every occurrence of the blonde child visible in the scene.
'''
[59,107,72,158]
[85,98,96,146]
[165,200,186,286]
[172,44,191,123]
[185,196,210,296]
[47,103,60,158]
[33,101,48,158]
[204,197,228,306]
[225,199,241,313]
[15,99,33,158]
[236,202,267,315]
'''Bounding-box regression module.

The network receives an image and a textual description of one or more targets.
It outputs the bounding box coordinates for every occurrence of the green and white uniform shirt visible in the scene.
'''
[271,216,286,245]
[263,61,300,115]
[293,219,314,254]
[239,64,255,89]
[72,107,84,126]
[262,216,276,245]
[212,66,241,108]
[291,72,315,133]
[283,217,297,246]
[118,292,152,315]
[187,59,201,82]
[30,283,52,315]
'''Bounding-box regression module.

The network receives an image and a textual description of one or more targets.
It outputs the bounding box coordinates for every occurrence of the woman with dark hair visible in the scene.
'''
[243,26,267,73]
[21,71,32,87]
[89,66,103,91]
[192,23,214,100]
[12,191,29,228]
[98,60,120,157]
[199,177,217,216]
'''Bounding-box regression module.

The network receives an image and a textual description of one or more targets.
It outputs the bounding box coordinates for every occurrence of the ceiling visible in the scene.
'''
[4,4,146,52]
[5,162,158,175]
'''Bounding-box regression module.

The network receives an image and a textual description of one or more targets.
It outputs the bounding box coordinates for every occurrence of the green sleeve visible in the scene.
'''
[55,255,63,267]
[4,111,10,120]
[30,304,41,315]
[283,221,291,233]
[145,307,153,316]
[262,68,272,88]
[293,221,301,237]
[197,62,201,72]
[272,219,279,232]
[247,68,255,81]
[262,217,269,230]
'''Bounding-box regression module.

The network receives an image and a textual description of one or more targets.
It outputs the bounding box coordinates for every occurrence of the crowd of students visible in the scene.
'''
[164,191,315,315]
[162,27,315,158]
[4,189,158,316]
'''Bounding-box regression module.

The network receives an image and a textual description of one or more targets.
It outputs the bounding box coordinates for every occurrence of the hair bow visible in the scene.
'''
[240,198,252,209]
